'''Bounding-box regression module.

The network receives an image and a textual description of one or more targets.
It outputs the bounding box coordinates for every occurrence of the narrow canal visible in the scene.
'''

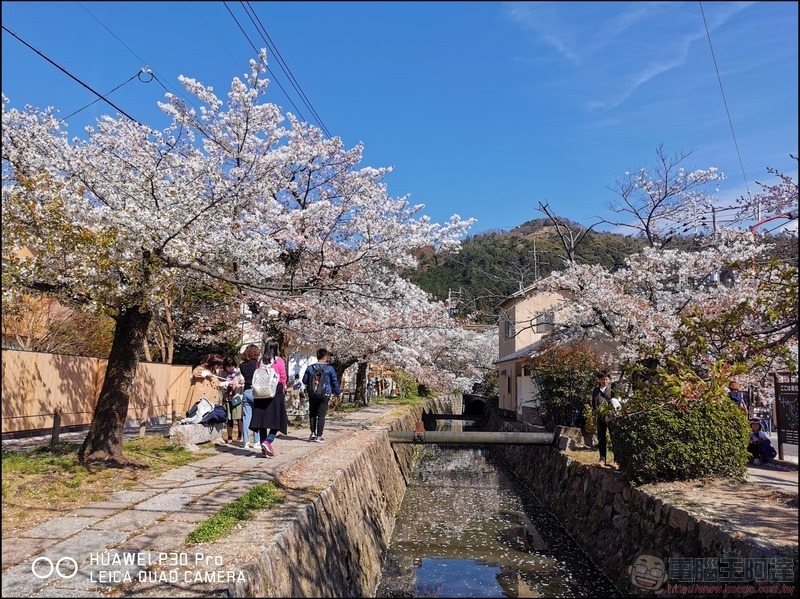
[375,440,620,598]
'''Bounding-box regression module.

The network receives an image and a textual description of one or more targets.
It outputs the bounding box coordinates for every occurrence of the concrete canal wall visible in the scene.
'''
[231,396,793,597]
[484,411,798,595]
[230,396,456,597]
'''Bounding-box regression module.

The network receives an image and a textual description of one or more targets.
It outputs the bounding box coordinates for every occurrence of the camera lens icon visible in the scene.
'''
[31,557,79,579]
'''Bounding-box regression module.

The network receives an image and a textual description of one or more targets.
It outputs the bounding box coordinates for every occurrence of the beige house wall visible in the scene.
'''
[1,349,193,434]
[496,288,571,419]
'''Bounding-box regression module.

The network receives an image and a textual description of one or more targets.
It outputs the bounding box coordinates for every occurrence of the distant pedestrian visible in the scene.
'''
[728,381,749,415]
[221,357,244,444]
[249,339,289,457]
[591,370,615,467]
[302,348,341,443]
[287,373,302,413]
[238,344,262,449]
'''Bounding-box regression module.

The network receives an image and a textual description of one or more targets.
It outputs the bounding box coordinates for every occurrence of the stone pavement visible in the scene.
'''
[745,458,798,494]
[1,404,399,598]
[744,431,798,494]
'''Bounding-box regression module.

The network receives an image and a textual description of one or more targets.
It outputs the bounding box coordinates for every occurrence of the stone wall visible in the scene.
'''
[230,396,454,597]
[484,411,797,595]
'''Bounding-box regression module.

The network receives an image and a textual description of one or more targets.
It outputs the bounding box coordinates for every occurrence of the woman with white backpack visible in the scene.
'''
[247,338,289,457]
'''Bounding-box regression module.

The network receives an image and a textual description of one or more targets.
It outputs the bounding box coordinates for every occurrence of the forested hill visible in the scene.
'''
[408,218,648,324]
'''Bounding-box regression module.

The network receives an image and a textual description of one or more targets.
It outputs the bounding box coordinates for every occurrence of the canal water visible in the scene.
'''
[375,443,620,598]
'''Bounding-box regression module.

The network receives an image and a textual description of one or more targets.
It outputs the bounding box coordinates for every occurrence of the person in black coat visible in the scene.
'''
[591,371,614,466]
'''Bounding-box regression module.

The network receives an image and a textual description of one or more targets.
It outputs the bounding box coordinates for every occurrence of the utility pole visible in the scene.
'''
[447,288,462,317]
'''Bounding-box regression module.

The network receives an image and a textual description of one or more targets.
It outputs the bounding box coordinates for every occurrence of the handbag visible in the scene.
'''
[228,393,243,409]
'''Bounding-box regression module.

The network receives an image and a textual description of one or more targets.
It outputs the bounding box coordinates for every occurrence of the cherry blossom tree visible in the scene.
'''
[2,51,473,464]
[267,272,493,400]
[538,230,796,393]
[602,144,725,248]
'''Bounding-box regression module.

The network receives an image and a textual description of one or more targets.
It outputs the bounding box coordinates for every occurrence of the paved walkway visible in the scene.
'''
[1,404,398,598]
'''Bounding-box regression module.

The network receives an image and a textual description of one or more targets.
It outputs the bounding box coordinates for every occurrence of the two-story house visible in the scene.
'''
[495,279,571,421]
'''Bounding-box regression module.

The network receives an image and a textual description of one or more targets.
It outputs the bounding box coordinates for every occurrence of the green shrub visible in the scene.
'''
[612,396,749,485]
[393,370,418,399]
[526,340,608,429]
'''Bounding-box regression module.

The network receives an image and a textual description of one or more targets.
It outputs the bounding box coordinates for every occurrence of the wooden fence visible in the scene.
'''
[1,349,193,437]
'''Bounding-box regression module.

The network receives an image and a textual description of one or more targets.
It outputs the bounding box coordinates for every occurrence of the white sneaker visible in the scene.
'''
[753,458,761,465]
[243,443,250,449]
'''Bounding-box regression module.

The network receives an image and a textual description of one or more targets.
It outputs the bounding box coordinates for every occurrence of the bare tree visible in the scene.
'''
[537,202,602,265]
[602,145,724,248]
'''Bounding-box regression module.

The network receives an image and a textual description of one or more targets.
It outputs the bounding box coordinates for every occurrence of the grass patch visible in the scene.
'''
[186,482,282,544]
[372,395,426,407]
[565,448,616,466]
[2,436,207,536]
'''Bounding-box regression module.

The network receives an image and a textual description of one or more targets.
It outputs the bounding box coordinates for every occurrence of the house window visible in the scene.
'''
[507,376,511,393]
[534,311,554,333]
[504,317,515,340]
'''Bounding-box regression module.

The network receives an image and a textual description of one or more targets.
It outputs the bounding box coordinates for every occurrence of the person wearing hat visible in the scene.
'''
[747,420,777,465]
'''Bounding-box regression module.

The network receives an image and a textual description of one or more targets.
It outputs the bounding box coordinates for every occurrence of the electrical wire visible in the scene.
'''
[61,70,144,121]
[191,1,242,72]
[242,1,332,138]
[222,0,309,122]
[77,1,202,116]
[699,2,752,204]
[2,25,141,124]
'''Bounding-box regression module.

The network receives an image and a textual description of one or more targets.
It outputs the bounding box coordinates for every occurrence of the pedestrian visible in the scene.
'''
[747,420,777,465]
[591,370,615,467]
[184,353,223,415]
[249,339,289,457]
[302,348,341,443]
[221,357,244,444]
[238,344,262,449]
[287,373,302,414]
[728,381,749,415]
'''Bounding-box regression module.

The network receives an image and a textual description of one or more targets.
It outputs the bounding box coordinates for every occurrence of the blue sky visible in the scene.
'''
[2,1,797,236]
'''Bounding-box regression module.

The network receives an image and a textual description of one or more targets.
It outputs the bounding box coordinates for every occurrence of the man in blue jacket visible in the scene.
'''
[302,348,341,443]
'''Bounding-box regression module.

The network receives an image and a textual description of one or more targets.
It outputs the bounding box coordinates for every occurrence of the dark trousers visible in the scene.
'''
[309,395,329,436]
[597,417,608,462]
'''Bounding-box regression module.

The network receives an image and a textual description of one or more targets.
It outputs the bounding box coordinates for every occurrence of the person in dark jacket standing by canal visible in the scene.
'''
[302,348,341,443]
[591,371,615,467]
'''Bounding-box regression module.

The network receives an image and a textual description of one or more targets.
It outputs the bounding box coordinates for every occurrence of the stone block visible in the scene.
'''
[168,422,225,451]
[668,507,688,530]
[22,516,99,539]
[554,425,586,449]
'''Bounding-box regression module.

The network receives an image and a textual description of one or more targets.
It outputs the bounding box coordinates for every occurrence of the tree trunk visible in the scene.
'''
[78,305,152,465]
[354,361,368,406]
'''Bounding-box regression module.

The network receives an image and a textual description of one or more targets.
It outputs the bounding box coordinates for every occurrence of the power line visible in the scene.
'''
[242,1,333,138]
[2,25,141,124]
[61,70,147,121]
[222,0,309,122]
[77,1,202,116]
[699,2,753,212]
[191,1,243,72]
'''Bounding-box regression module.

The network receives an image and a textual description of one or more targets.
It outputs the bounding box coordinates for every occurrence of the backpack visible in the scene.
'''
[252,359,279,399]
[307,364,327,400]
[181,397,213,425]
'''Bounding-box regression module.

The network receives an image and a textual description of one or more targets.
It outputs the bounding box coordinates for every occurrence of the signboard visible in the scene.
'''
[773,374,798,460]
